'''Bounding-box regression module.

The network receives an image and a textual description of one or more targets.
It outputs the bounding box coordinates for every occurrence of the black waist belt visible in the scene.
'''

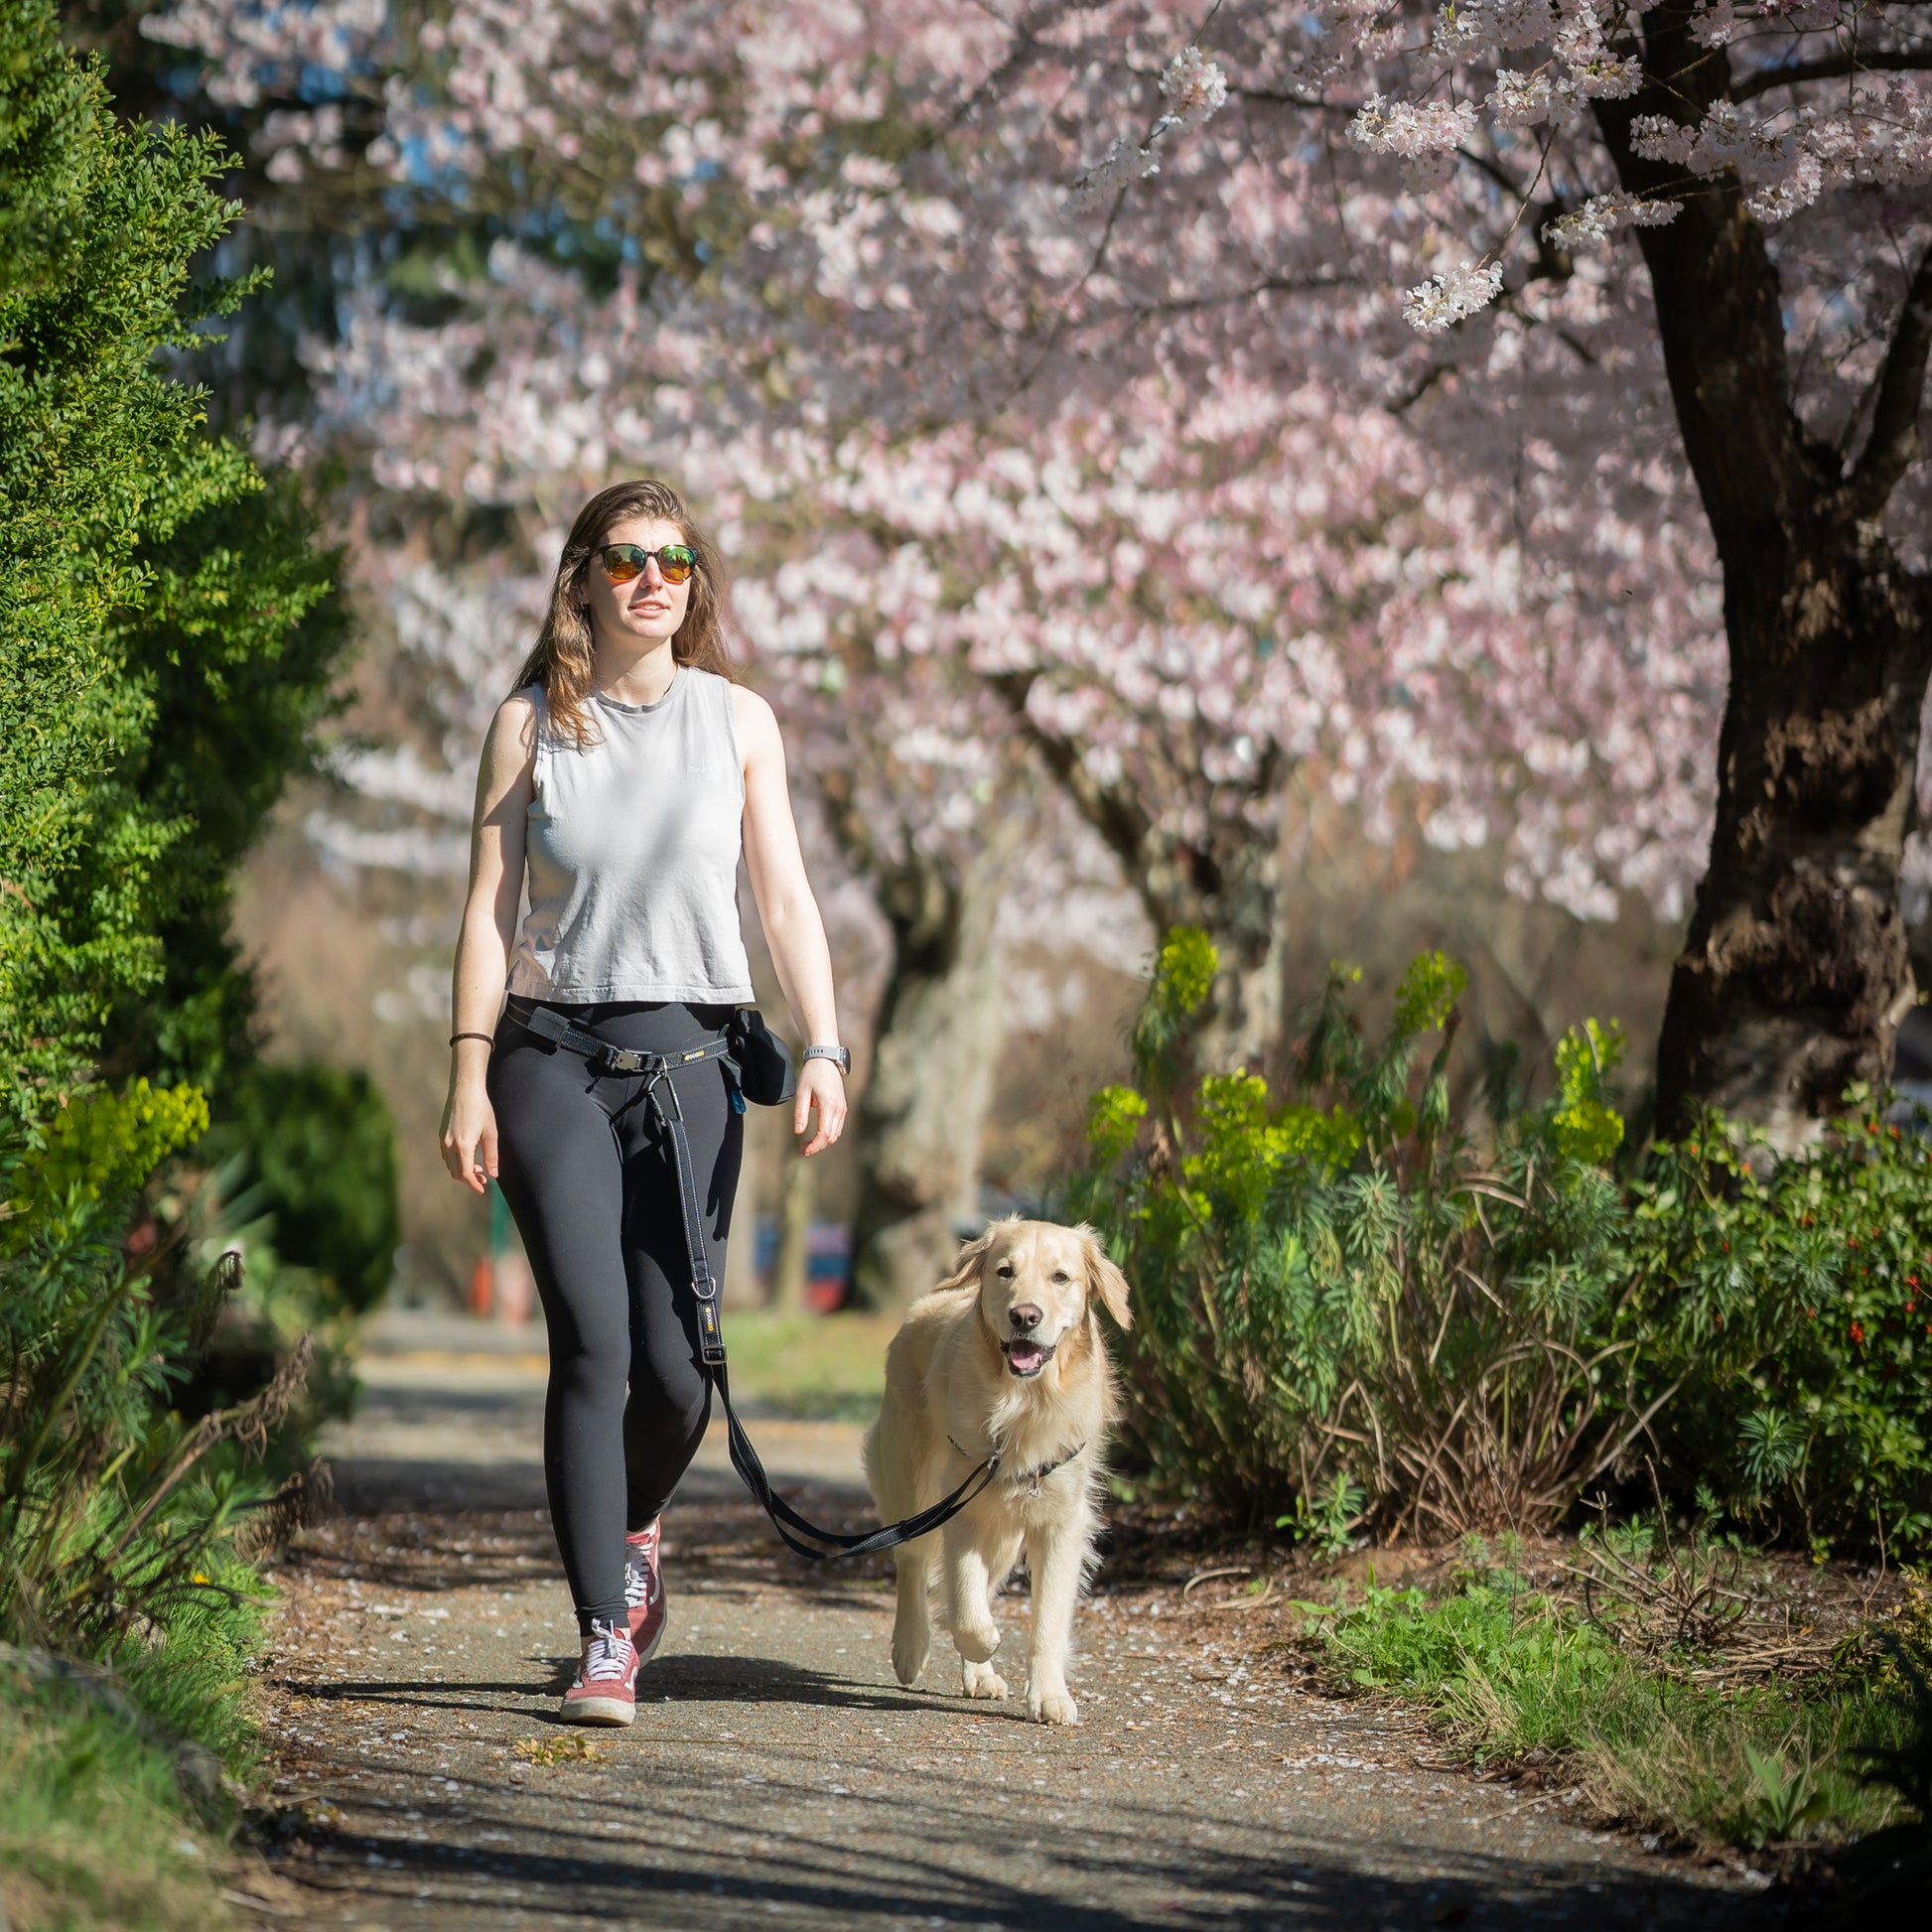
[501,1003,1003,1559]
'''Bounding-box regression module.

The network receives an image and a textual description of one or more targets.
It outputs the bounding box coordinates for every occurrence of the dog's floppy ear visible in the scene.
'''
[1079,1225,1132,1329]
[933,1227,996,1295]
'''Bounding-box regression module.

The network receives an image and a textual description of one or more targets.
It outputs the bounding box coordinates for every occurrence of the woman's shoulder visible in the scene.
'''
[688,665,756,707]
[487,689,544,761]
[724,679,780,750]
[498,686,543,728]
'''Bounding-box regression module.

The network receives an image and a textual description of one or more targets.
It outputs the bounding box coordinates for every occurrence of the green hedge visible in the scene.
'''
[0,0,345,1122]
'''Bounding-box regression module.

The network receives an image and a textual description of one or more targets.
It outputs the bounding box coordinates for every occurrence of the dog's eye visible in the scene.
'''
[1052,1270,1070,1284]
[996,1264,1014,1278]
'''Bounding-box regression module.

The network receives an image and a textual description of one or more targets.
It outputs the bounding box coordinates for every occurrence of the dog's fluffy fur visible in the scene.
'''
[862,1217,1130,1725]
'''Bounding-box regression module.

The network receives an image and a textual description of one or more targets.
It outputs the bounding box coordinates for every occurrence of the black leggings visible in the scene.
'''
[488,1001,743,1632]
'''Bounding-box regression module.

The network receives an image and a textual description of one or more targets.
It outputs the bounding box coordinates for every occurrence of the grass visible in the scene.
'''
[0,1663,233,1932]
[0,1552,267,1930]
[719,1309,897,1422]
[1292,1561,1925,1855]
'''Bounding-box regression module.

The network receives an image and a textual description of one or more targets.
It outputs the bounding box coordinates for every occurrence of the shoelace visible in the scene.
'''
[624,1530,659,1607]
[580,1628,635,1685]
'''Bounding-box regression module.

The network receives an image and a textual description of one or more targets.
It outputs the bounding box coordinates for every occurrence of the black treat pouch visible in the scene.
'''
[726,1008,797,1107]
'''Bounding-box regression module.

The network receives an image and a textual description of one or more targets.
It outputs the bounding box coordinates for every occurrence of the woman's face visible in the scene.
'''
[580,513,694,654]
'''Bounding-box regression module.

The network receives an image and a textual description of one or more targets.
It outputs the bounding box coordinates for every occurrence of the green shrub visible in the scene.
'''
[0,1084,298,1650]
[0,0,346,1123]
[1627,1104,1932,1554]
[1079,929,1932,1556]
[101,468,350,1097]
[1074,937,1655,1538]
[209,1062,400,1314]
[0,13,349,1916]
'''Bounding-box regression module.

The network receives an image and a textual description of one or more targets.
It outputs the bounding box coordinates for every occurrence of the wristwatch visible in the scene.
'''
[802,1043,851,1076]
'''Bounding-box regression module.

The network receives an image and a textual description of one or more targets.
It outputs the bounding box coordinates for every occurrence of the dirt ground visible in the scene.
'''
[218,1334,1798,1930]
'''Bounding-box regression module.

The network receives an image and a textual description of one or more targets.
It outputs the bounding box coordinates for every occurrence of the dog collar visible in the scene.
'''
[949,1435,1087,1499]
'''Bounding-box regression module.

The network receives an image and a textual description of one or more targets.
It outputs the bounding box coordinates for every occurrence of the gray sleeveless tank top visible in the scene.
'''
[506,668,755,1004]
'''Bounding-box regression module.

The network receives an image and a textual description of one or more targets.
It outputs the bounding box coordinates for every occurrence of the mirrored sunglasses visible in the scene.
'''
[599,542,696,586]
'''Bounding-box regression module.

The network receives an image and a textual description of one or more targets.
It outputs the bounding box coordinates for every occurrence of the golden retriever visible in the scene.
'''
[862,1217,1130,1725]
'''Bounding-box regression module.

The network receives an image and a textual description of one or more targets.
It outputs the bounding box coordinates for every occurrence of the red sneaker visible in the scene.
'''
[560,1621,637,1726]
[624,1520,668,1666]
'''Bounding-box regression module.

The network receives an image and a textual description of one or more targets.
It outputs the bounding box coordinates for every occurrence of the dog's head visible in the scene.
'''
[937,1218,1132,1381]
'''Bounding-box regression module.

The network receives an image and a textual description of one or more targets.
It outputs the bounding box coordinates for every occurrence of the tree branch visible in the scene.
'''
[1116,271,1351,321]
[986,670,1154,881]
[1455,144,1537,206]
[1731,47,1932,105]
[1231,85,1351,115]
[1847,242,1932,516]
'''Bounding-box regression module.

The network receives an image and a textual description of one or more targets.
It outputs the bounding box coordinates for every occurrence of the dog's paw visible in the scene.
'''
[892,1628,930,1687]
[952,1620,1001,1664]
[1028,1688,1080,1725]
[962,1659,1009,1701]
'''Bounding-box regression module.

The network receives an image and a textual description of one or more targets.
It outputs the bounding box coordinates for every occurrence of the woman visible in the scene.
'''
[440,479,849,1726]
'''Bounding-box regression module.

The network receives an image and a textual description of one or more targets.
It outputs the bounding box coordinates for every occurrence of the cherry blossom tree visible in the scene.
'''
[139,0,1750,1119]
[1140,0,1931,1144]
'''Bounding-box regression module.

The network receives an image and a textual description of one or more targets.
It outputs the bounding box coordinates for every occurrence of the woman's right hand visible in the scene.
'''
[441,1064,499,1195]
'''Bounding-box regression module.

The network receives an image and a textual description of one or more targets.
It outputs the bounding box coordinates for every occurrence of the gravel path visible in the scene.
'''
[235,1340,1784,1930]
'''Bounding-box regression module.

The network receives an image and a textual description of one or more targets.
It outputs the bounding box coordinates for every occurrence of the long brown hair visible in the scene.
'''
[513,479,736,745]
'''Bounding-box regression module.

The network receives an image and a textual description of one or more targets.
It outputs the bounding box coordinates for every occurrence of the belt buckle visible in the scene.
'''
[605,1046,647,1074]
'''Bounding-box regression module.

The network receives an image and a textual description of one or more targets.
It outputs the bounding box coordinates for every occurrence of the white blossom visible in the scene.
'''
[1432,2,1491,54]
[1350,94,1479,157]
[1542,193,1683,249]
[1542,196,1619,248]
[1689,0,1737,44]
[1567,55,1641,99]
[1155,46,1228,134]
[1629,113,1695,164]
[1491,69,1556,126]
[1691,99,1798,182]
[1068,136,1158,211]
[1470,0,1560,48]
[1404,258,1504,333]
[1746,151,1823,221]
[1552,9,1606,65]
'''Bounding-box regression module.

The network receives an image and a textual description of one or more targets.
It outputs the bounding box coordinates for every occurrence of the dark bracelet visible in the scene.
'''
[450,1032,495,1047]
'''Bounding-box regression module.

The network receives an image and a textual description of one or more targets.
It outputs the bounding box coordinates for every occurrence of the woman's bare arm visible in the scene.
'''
[734,685,847,1157]
[441,696,537,1192]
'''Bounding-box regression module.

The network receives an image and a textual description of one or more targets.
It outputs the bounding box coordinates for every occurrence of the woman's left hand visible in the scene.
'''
[795,1059,847,1157]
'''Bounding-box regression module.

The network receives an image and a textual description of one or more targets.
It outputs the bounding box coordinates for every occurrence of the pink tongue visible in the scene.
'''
[1011,1344,1042,1369]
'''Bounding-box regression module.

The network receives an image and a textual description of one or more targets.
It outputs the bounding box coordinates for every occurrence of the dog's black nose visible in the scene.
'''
[1010,1304,1042,1332]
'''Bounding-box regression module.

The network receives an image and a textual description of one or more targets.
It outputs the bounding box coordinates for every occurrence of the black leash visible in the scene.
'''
[504,1005,1007,1559]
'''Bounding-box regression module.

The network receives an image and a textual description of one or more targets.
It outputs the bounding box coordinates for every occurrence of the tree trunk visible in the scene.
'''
[1176,830,1284,1080]
[1651,511,1928,1143]
[987,670,1286,1078]
[1598,18,1932,1146]
[846,844,1007,1310]
[770,1150,814,1313]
